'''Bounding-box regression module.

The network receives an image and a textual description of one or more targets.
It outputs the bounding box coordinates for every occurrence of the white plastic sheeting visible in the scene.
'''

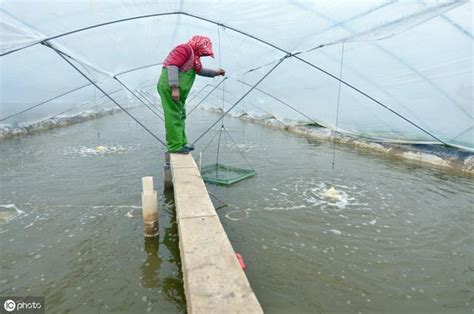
[0,0,472,150]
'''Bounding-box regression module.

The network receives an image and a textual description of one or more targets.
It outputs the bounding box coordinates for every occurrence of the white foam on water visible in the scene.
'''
[38,204,141,210]
[0,204,25,223]
[302,182,354,210]
[225,141,265,153]
[126,208,142,218]
[62,144,130,157]
[0,204,25,214]
[224,208,250,221]
[263,205,307,211]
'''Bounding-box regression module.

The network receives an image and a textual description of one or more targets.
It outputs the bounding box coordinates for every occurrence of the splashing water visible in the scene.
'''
[225,141,266,153]
[223,179,357,222]
[62,144,129,157]
[0,204,25,223]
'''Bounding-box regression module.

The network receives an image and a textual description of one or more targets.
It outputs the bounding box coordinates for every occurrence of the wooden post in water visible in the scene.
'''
[164,152,173,190]
[141,176,159,237]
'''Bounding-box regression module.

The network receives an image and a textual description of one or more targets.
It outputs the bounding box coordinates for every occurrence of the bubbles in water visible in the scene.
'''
[62,144,130,157]
[0,204,24,223]
[126,207,142,218]
[224,208,249,221]
[225,141,265,153]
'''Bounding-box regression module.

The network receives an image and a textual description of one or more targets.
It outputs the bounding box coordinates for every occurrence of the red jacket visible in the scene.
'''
[163,35,215,74]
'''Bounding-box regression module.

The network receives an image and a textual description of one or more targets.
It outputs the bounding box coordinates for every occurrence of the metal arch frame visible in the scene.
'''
[0,62,164,122]
[178,81,276,118]
[291,0,472,119]
[45,88,124,120]
[0,83,89,122]
[0,10,452,146]
[113,76,164,121]
[44,41,167,146]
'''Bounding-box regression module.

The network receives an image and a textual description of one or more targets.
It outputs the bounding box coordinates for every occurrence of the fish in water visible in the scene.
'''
[322,187,342,201]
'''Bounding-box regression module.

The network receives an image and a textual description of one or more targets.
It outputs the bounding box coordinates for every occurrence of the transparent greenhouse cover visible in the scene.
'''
[0,0,472,150]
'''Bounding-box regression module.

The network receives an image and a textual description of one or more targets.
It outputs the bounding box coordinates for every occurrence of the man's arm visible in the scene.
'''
[198,68,226,77]
[165,45,193,102]
[167,65,180,88]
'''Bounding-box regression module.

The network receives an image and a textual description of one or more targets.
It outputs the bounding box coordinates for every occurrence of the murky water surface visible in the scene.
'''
[1,108,473,313]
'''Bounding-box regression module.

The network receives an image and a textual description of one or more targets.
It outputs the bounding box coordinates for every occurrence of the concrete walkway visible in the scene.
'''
[170,153,263,314]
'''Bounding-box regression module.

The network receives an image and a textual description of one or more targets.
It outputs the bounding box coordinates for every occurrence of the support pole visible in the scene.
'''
[43,41,167,147]
[163,153,173,190]
[141,176,159,237]
[114,77,164,121]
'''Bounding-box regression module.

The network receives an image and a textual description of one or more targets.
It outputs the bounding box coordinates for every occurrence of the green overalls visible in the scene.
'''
[157,68,196,152]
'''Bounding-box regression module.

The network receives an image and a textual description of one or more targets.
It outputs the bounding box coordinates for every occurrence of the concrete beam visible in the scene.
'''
[170,153,263,314]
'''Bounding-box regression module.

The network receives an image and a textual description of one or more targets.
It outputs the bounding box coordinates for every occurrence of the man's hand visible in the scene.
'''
[171,86,180,102]
[215,68,226,76]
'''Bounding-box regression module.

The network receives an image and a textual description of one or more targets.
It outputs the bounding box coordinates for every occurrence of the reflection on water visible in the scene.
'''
[141,238,161,289]
[160,188,186,307]
[1,108,473,313]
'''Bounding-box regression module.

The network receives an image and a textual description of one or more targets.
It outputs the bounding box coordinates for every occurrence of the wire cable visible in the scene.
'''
[114,77,164,121]
[332,42,345,170]
[192,54,288,146]
[0,83,89,122]
[43,41,166,147]
[187,77,228,116]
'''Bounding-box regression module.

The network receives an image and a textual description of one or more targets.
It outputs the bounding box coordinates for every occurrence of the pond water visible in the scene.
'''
[1,107,473,313]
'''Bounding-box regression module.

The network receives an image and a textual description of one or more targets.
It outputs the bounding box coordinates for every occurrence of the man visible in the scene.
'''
[157,35,225,154]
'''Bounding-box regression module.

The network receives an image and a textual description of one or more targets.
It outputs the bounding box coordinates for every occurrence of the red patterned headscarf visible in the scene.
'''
[187,35,214,73]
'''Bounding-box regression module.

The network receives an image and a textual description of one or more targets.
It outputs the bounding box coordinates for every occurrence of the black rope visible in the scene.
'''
[222,126,254,169]
[215,24,225,169]
[187,77,228,116]
[216,125,224,166]
[43,41,166,147]
[218,24,226,127]
[114,77,164,121]
[200,127,221,156]
[213,25,253,170]
[192,54,288,146]
[332,42,345,170]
